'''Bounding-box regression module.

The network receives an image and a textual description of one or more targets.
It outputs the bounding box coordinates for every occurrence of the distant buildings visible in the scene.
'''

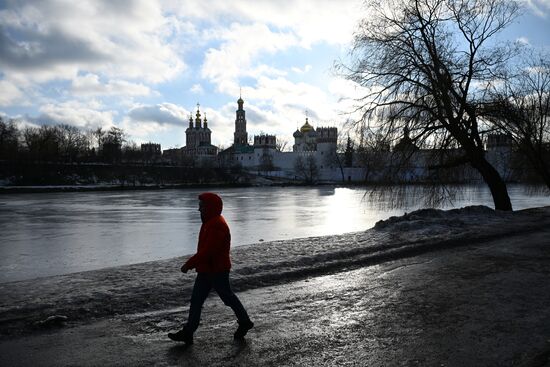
[155,96,521,183]
[218,97,348,181]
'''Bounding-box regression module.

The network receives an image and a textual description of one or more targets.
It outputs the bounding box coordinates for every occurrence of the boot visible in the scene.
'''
[234,320,254,340]
[168,328,193,344]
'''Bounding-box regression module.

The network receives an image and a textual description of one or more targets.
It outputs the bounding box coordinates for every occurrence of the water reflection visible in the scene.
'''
[318,187,336,196]
[361,184,544,210]
[0,185,548,282]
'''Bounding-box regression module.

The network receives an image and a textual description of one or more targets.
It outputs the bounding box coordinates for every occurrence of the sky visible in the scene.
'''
[1,0,549,150]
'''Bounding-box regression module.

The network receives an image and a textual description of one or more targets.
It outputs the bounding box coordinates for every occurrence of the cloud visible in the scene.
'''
[0,0,186,84]
[190,83,204,94]
[201,22,298,94]
[166,0,362,47]
[516,37,531,45]
[250,76,332,116]
[524,0,550,17]
[127,103,190,126]
[71,74,153,97]
[120,118,173,144]
[0,22,109,72]
[30,100,116,130]
[0,79,24,106]
[199,105,235,147]
[292,65,312,74]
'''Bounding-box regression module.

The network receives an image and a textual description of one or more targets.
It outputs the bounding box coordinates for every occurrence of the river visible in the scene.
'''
[0,185,548,283]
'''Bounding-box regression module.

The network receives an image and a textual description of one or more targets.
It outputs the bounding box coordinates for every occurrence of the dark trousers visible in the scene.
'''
[185,272,250,334]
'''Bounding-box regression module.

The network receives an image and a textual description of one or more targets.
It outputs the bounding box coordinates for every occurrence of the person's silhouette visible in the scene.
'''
[168,193,253,344]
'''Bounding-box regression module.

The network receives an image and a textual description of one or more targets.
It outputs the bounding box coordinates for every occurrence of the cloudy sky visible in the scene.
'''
[1,0,549,150]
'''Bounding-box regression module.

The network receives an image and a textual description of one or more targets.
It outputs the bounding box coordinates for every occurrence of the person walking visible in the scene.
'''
[168,192,253,344]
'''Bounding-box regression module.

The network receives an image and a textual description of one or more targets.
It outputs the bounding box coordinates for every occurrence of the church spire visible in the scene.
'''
[195,103,202,128]
[234,94,247,146]
[237,93,244,110]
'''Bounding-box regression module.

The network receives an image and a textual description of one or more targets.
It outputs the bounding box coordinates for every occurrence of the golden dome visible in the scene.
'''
[300,117,314,133]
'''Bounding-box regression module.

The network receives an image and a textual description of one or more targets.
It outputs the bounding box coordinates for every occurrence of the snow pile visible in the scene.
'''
[227,206,532,287]
[0,205,549,337]
[372,205,514,242]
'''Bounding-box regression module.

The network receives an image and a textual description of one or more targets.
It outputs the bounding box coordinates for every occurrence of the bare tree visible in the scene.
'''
[22,125,60,162]
[344,136,355,168]
[484,50,550,189]
[323,149,345,182]
[355,127,396,183]
[294,155,319,184]
[276,137,289,152]
[56,124,88,163]
[92,127,106,149]
[0,117,19,161]
[258,147,275,175]
[101,127,125,163]
[342,0,520,210]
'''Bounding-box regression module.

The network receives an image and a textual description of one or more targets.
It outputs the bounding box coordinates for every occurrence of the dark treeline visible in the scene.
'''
[0,118,239,186]
[0,161,236,187]
[0,117,139,164]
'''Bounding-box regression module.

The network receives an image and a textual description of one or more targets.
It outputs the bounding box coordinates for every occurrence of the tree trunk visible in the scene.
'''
[470,152,513,211]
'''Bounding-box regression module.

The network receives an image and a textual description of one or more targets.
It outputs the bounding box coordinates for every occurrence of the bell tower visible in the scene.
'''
[234,93,248,146]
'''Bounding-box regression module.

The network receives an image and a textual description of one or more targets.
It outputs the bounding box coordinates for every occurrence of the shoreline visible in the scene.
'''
[0,182,255,194]
[0,182,357,194]
[2,181,541,194]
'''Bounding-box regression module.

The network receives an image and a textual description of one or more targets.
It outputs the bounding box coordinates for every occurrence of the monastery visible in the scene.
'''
[163,96,512,183]
[217,97,364,181]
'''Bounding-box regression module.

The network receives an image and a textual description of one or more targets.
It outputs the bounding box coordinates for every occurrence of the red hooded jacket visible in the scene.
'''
[184,193,232,273]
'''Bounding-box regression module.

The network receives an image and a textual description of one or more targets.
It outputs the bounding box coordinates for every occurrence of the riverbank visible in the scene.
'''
[0,160,314,192]
[1,205,549,365]
[0,182,254,194]
[0,180,365,194]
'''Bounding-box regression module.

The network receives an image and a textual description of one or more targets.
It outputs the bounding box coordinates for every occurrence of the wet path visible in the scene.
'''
[1,227,549,366]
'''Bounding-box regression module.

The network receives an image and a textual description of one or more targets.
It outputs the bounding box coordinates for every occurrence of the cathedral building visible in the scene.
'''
[183,104,217,157]
[162,104,217,163]
[293,117,338,153]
